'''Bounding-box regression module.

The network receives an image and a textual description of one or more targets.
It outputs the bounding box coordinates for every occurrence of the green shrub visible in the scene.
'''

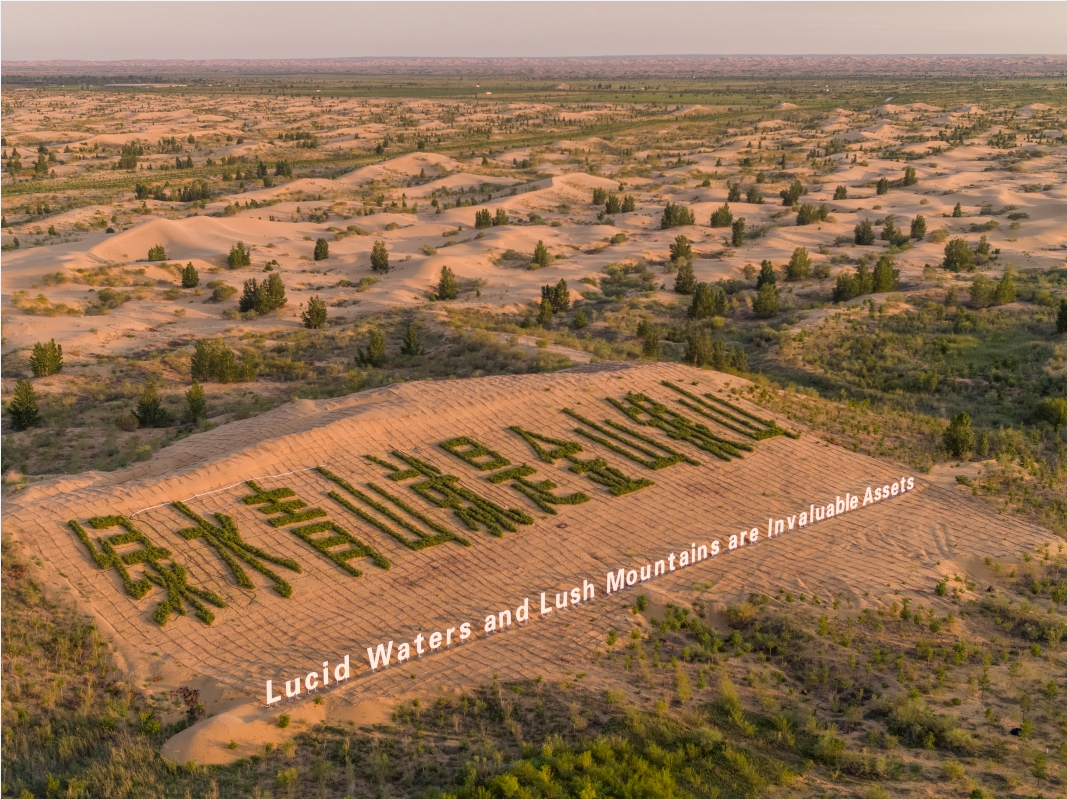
[301,296,327,329]
[731,218,745,247]
[785,247,811,281]
[356,328,387,368]
[943,412,975,459]
[437,265,459,300]
[943,238,975,272]
[180,262,199,287]
[8,378,41,431]
[1035,397,1067,429]
[133,383,169,428]
[660,202,695,229]
[532,240,550,269]
[688,283,726,320]
[313,238,329,261]
[147,244,166,261]
[370,240,390,272]
[190,338,256,383]
[227,241,251,268]
[673,260,696,295]
[542,278,569,312]
[709,203,732,227]
[185,381,206,422]
[29,339,63,376]
[854,218,875,245]
[752,283,778,318]
[400,321,423,356]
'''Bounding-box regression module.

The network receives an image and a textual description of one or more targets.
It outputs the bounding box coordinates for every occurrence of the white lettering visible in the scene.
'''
[367,642,393,670]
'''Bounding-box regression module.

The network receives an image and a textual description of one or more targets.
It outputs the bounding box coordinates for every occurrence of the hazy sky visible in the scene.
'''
[3,2,1066,61]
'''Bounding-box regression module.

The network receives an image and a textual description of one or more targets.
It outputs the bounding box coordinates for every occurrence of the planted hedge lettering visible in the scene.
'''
[316,466,470,550]
[508,426,653,497]
[172,501,301,598]
[69,516,225,626]
[367,451,534,536]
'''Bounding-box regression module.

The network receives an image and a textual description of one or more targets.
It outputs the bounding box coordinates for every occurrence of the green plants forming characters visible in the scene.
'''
[607,393,749,461]
[563,407,698,470]
[172,502,301,597]
[508,426,654,497]
[316,466,470,550]
[366,450,534,536]
[242,481,389,575]
[661,381,800,440]
[68,515,225,626]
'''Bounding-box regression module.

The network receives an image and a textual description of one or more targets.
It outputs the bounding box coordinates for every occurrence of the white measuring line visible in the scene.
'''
[128,466,321,516]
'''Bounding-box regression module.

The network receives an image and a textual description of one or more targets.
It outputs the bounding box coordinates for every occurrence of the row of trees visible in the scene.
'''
[356,322,424,367]
[474,208,509,229]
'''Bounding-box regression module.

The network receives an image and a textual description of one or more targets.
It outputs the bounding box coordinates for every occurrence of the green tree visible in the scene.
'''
[872,255,900,293]
[752,283,779,318]
[29,339,63,377]
[903,166,918,186]
[731,218,745,247]
[621,194,636,212]
[688,283,726,320]
[854,218,875,245]
[8,378,41,431]
[1057,299,1067,333]
[313,238,329,261]
[669,235,692,264]
[592,188,608,205]
[910,215,927,240]
[543,279,569,312]
[605,194,621,214]
[191,338,253,382]
[133,382,169,428]
[532,240,550,269]
[673,261,696,295]
[876,177,890,195]
[370,240,390,273]
[779,179,805,206]
[796,203,828,226]
[756,260,776,290]
[275,160,292,177]
[727,183,742,202]
[438,265,459,300]
[993,272,1016,305]
[301,296,328,329]
[573,308,588,329]
[227,241,251,268]
[709,203,732,228]
[660,202,695,229]
[400,321,424,356]
[684,328,713,367]
[537,297,553,328]
[943,412,975,459]
[745,185,763,204]
[833,185,848,200]
[943,238,975,272]
[1035,398,1067,430]
[494,208,509,226]
[181,262,199,288]
[147,244,166,261]
[118,141,142,170]
[952,202,962,218]
[356,328,387,368]
[785,247,811,281]
[185,381,207,423]
[474,209,493,229]
[261,273,286,312]
[639,322,660,359]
